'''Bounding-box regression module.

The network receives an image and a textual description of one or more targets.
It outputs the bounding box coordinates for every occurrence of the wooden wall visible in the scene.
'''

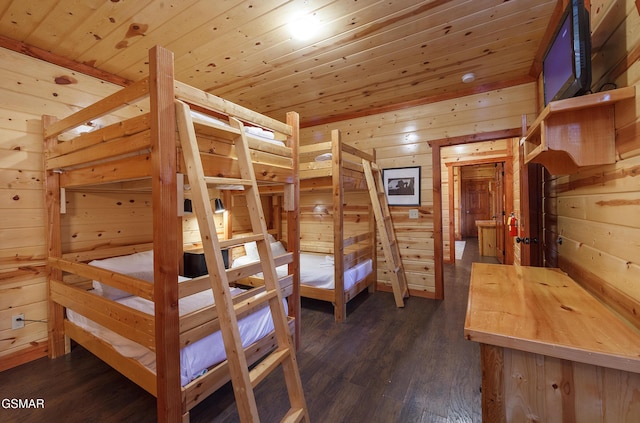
[299,191,370,255]
[0,47,127,368]
[300,83,536,297]
[61,190,153,254]
[547,0,640,329]
[0,47,252,368]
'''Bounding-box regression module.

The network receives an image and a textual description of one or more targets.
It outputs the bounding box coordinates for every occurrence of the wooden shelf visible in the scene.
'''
[522,86,635,175]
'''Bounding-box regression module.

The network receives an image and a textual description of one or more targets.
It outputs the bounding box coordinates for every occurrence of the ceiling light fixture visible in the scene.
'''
[288,14,320,41]
[462,73,476,83]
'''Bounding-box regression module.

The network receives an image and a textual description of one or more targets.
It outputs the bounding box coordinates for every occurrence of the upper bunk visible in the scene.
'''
[43,64,298,194]
[299,129,374,192]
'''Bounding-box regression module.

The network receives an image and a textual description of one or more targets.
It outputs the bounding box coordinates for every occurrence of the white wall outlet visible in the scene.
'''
[12,314,24,330]
[409,209,419,219]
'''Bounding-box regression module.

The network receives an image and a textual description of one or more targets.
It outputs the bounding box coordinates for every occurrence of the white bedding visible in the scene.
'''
[232,252,373,291]
[71,251,286,387]
[190,110,284,146]
[67,287,285,387]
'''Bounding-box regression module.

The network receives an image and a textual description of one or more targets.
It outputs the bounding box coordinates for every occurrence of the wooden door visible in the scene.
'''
[494,163,505,263]
[461,179,490,237]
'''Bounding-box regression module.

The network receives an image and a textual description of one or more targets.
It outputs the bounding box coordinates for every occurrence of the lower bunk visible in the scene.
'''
[232,238,375,321]
[49,248,294,418]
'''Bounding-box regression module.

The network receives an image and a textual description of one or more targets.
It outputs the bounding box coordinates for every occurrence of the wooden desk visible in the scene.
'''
[465,263,640,423]
[475,220,496,256]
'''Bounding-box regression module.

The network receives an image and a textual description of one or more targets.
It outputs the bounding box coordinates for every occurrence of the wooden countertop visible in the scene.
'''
[464,263,640,373]
[475,220,495,227]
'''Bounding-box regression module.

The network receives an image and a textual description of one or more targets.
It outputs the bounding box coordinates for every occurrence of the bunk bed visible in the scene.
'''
[297,130,377,321]
[232,130,377,322]
[43,46,300,422]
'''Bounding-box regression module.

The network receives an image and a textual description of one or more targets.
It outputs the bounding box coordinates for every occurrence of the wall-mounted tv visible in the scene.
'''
[542,0,592,105]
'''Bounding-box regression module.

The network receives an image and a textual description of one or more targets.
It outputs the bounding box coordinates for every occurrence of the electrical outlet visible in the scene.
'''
[409,209,419,219]
[12,314,24,330]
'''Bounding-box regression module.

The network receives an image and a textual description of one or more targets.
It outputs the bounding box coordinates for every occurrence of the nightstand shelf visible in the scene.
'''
[522,86,635,175]
[183,248,229,278]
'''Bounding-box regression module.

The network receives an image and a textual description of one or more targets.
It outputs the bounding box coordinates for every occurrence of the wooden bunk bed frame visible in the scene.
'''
[297,129,378,322]
[43,46,300,422]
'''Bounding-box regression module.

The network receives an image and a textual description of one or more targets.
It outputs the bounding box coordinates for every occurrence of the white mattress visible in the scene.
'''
[232,253,373,291]
[67,286,286,387]
[190,110,284,146]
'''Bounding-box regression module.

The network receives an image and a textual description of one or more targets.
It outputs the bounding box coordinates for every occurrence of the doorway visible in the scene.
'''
[430,130,520,300]
[455,163,506,263]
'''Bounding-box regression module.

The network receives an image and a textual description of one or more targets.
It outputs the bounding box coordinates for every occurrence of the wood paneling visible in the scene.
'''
[0,0,557,126]
[541,0,640,335]
[302,84,534,296]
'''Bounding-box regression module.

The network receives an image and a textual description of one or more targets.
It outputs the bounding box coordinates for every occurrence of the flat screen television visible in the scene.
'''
[542,0,592,105]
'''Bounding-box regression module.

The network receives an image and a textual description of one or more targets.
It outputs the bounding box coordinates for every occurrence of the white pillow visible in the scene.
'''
[270,241,287,257]
[244,241,259,260]
[89,251,154,300]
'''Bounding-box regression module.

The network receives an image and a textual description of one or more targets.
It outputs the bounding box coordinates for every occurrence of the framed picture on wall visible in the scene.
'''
[382,166,421,206]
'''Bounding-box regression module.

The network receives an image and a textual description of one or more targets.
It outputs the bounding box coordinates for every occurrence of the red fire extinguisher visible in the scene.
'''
[507,212,518,237]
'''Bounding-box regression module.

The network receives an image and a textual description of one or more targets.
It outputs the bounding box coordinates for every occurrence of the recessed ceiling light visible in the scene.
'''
[462,73,476,83]
[289,14,320,40]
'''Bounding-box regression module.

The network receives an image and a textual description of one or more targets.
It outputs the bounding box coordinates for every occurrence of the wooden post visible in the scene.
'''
[286,111,301,347]
[43,114,67,358]
[369,149,377,294]
[504,139,515,265]
[431,142,444,300]
[149,45,181,423]
[222,190,232,241]
[447,164,455,264]
[331,129,345,322]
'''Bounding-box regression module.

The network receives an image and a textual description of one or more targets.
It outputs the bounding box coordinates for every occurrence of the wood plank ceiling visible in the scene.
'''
[0,0,559,127]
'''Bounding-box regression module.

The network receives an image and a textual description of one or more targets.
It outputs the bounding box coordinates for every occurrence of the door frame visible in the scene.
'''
[448,158,512,264]
[494,162,506,263]
[431,128,520,300]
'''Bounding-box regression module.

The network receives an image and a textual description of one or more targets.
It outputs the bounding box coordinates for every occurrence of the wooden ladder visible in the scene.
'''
[362,159,409,307]
[175,100,309,423]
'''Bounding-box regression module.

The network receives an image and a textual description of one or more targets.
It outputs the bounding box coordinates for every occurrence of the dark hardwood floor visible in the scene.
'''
[0,239,497,423]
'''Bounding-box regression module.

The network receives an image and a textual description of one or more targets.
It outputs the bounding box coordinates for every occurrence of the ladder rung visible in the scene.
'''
[226,254,294,284]
[219,233,265,249]
[282,407,306,423]
[249,348,291,388]
[233,288,279,316]
[226,261,264,284]
[204,176,253,187]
